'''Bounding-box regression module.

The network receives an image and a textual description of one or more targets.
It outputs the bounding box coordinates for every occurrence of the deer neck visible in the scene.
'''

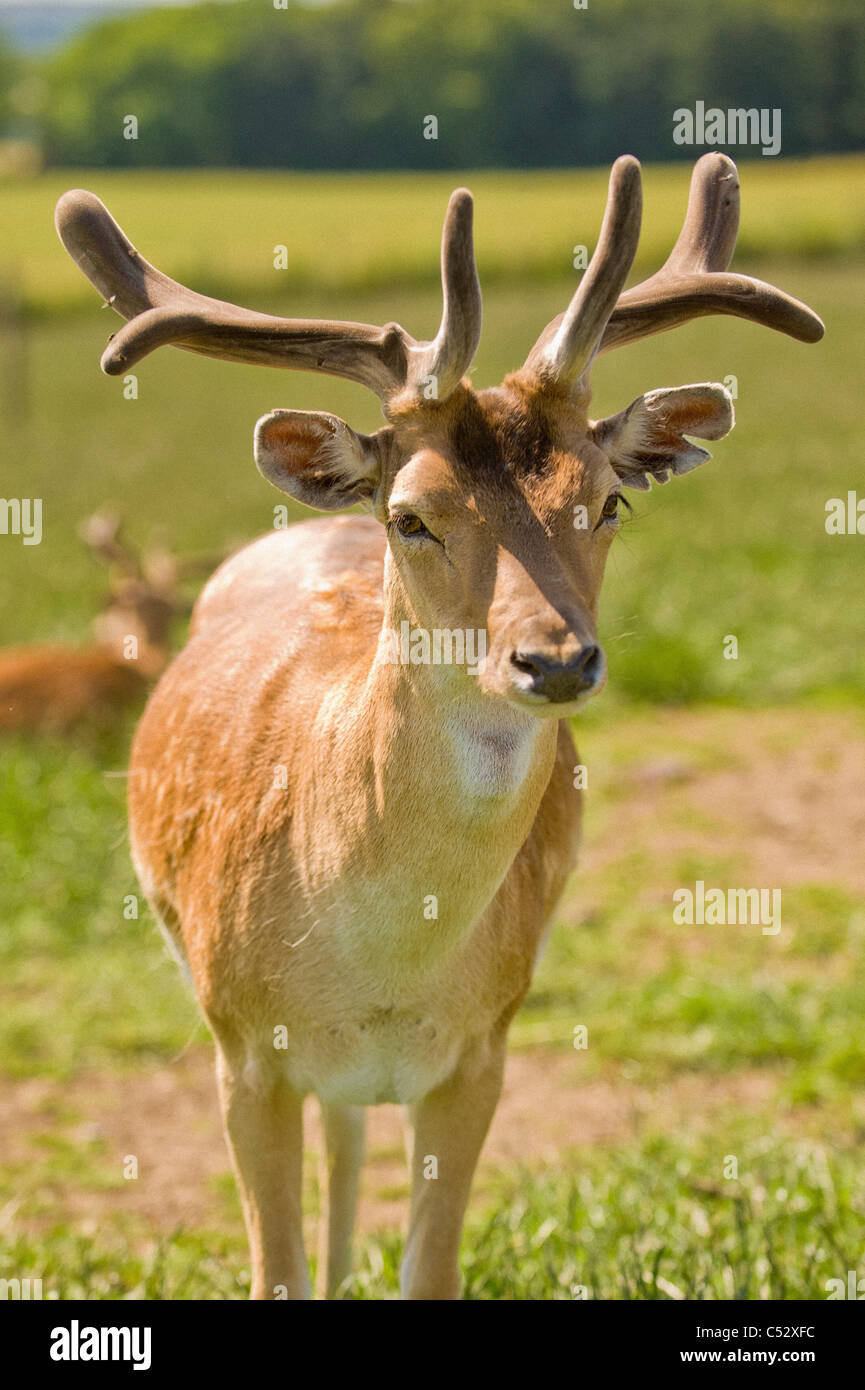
[372,558,556,806]
[303,563,559,964]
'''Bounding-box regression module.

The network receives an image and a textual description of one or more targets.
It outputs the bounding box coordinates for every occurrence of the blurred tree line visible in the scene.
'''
[0,31,19,128]
[5,0,865,168]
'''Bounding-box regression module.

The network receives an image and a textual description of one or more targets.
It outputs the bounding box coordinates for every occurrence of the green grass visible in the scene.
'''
[2,155,865,317]
[1,1133,860,1299]
[0,721,204,1081]
[523,875,865,1102]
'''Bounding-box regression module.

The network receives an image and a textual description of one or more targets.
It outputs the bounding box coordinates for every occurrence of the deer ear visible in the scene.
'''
[254,409,381,511]
[591,383,734,490]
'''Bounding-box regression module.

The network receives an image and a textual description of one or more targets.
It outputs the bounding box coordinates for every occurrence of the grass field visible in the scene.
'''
[1,158,863,1298]
[2,154,865,315]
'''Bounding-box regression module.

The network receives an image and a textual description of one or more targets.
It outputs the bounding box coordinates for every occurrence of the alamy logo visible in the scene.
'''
[826,1270,865,1299]
[0,1276,42,1299]
[673,880,781,935]
[825,492,865,534]
[673,102,781,157]
[0,497,42,545]
[50,1321,152,1371]
[380,622,487,675]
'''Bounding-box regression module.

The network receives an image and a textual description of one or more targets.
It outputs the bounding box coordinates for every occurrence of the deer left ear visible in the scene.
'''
[591,383,734,491]
[255,409,382,511]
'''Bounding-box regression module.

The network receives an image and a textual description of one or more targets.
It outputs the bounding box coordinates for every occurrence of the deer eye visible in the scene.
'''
[598,492,625,526]
[391,512,432,541]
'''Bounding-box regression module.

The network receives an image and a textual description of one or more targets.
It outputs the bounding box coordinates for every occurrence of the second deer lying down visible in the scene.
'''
[57,153,823,1298]
[0,512,220,732]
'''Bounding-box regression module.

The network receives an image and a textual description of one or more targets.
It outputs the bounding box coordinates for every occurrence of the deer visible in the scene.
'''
[55,153,822,1299]
[0,511,219,732]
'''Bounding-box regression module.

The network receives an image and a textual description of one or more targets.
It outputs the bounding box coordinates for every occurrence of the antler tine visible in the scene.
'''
[598,153,824,352]
[55,189,410,396]
[55,188,483,406]
[524,155,642,387]
[403,188,482,402]
[78,509,140,576]
[666,150,741,272]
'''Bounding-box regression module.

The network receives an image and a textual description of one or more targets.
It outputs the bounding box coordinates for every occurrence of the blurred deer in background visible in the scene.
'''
[57,153,823,1298]
[0,510,222,732]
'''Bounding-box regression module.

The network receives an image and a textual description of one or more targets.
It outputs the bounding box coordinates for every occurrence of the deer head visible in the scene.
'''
[79,509,225,677]
[58,155,822,713]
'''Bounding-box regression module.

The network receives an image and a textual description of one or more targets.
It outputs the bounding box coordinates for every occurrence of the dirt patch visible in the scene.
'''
[583,705,865,894]
[0,1048,780,1236]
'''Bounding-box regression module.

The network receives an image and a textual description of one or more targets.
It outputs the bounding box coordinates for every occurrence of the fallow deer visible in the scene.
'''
[56,153,823,1298]
[0,511,218,732]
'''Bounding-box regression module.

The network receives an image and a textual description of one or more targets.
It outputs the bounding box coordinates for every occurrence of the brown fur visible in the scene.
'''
[129,380,620,1299]
[0,644,147,733]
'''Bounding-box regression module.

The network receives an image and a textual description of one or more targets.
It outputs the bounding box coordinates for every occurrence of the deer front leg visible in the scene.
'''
[401,1032,508,1300]
[215,1046,310,1300]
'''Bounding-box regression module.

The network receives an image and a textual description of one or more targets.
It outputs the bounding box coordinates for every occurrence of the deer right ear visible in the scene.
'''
[591,384,734,490]
[254,410,381,511]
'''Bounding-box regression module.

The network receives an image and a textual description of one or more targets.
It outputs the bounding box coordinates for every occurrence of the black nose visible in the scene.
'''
[511,644,603,702]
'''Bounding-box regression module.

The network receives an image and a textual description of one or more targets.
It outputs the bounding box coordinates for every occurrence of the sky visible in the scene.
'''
[0,0,245,54]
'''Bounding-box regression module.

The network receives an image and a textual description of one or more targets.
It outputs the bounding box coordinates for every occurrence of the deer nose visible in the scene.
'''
[511,644,604,702]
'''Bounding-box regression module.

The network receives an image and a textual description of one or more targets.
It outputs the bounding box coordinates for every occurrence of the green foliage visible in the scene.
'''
[34,0,865,169]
